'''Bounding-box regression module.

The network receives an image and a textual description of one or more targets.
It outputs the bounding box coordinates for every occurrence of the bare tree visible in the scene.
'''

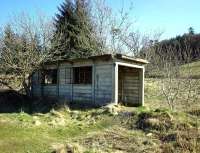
[149,39,200,110]
[0,13,54,95]
[91,0,142,55]
[91,0,163,56]
[179,41,200,109]
[156,46,182,110]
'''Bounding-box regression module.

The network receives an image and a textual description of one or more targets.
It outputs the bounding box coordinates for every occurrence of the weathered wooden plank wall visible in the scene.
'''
[43,85,57,97]
[32,62,113,105]
[73,85,92,102]
[31,60,144,106]
[58,66,72,101]
[94,64,113,105]
[31,72,41,96]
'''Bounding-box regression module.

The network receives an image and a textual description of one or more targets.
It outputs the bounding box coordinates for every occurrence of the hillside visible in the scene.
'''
[153,32,200,62]
[180,60,200,78]
[146,60,200,79]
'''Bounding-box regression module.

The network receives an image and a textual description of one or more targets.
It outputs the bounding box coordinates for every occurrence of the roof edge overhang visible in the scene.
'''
[42,53,149,66]
[115,54,149,64]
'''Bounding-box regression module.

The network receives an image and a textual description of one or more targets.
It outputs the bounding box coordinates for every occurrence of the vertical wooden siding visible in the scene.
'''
[31,71,41,96]
[59,67,72,101]
[94,64,113,105]
[32,61,143,106]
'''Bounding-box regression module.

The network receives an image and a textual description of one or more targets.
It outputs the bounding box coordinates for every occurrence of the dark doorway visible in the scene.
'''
[118,66,140,106]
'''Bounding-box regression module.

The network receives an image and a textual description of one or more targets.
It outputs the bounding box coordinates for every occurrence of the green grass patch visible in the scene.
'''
[0,108,119,153]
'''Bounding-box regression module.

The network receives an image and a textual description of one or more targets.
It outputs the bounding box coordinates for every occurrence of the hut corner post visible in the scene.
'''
[92,62,96,105]
[112,62,118,105]
[139,67,144,106]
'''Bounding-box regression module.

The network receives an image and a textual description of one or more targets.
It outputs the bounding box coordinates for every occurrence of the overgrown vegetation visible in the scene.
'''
[0,82,199,153]
[0,107,199,153]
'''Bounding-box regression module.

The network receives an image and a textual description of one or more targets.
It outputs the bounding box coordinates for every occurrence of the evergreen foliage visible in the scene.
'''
[52,0,99,59]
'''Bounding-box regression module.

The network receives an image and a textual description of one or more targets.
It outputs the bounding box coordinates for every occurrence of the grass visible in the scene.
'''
[0,79,200,153]
[147,60,200,79]
[0,106,199,153]
[180,60,200,78]
[0,109,116,153]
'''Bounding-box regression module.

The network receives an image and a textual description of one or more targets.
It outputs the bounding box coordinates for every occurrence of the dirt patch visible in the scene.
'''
[76,128,160,153]
[160,128,200,153]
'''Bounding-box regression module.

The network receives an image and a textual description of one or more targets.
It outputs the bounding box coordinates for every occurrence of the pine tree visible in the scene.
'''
[52,0,99,59]
[188,27,195,35]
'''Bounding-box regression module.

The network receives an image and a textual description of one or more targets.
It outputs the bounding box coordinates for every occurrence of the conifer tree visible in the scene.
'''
[52,0,99,59]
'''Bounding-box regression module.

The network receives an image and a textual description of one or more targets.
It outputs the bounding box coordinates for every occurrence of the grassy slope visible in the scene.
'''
[0,108,156,153]
[180,60,200,78]
[0,79,200,153]
[147,60,200,79]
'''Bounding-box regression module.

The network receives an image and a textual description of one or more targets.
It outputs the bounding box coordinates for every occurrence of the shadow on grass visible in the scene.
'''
[0,89,31,113]
[0,89,100,114]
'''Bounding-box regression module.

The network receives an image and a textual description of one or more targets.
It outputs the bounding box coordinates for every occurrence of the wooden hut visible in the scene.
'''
[31,54,148,106]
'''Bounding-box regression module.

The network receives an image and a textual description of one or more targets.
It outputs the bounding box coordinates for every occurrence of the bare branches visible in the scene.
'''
[92,0,140,55]
[150,40,200,110]
[0,13,54,94]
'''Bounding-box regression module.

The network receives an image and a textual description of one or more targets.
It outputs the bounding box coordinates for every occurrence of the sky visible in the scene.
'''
[0,0,200,40]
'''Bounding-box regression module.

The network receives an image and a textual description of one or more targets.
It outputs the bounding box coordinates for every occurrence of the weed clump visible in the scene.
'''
[136,109,174,132]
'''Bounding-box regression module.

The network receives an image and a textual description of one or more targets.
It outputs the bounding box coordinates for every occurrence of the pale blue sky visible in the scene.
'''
[0,0,200,39]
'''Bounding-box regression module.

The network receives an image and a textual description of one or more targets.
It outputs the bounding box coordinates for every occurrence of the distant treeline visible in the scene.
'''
[153,28,200,63]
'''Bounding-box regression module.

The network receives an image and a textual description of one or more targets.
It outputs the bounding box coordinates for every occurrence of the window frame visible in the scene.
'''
[73,66,92,85]
[41,69,58,85]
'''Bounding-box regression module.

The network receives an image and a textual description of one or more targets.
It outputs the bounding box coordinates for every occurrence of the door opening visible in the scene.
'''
[118,66,140,106]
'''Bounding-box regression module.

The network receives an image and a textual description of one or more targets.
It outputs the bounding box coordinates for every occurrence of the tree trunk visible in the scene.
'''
[22,80,31,97]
